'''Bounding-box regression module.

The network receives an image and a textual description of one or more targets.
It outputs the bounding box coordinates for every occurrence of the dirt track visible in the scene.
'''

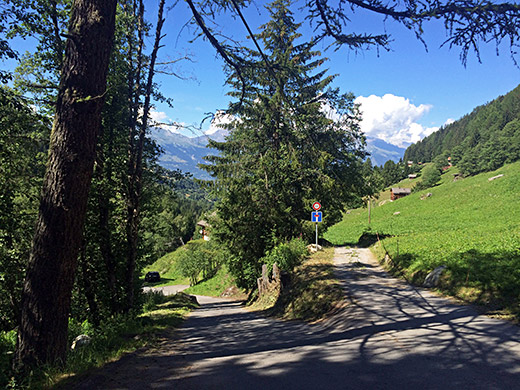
[72,247,520,389]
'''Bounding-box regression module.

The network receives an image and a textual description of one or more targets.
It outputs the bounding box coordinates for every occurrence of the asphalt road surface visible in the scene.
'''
[73,247,520,389]
[142,284,190,295]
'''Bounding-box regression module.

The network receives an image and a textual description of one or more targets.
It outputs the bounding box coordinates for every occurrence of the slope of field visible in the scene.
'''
[142,250,189,287]
[325,161,520,316]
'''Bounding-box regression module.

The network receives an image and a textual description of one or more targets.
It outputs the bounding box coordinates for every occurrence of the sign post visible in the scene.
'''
[311,202,322,247]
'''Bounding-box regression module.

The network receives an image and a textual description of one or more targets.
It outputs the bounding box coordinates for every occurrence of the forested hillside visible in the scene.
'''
[404,84,520,175]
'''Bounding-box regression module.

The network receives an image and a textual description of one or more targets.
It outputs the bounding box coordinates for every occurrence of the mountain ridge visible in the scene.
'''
[151,128,406,179]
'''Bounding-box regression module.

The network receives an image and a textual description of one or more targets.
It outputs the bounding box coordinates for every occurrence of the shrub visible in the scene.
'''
[417,165,441,189]
[142,290,168,312]
[176,240,225,286]
[262,238,308,273]
[0,330,16,386]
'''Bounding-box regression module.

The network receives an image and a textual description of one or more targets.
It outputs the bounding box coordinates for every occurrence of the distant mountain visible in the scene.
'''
[365,137,406,166]
[151,128,406,179]
[151,127,222,180]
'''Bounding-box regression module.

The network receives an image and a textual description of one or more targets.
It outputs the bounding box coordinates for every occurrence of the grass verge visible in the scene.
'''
[2,292,198,389]
[251,247,345,323]
[184,265,247,300]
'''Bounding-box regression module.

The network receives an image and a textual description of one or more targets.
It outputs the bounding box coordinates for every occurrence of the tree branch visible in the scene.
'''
[309,0,520,65]
[185,0,246,105]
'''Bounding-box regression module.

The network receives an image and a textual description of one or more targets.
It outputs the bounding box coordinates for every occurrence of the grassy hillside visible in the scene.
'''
[142,250,189,287]
[143,241,244,297]
[325,161,520,317]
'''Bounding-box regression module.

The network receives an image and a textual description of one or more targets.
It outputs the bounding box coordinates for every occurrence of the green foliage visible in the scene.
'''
[325,161,520,316]
[0,330,16,386]
[261,238,308,273]
[184,264,237,297]
[70,3,209,324]
[0,86,50,331]
[176,240,225,286]
[142,250,189,286]
[361,158,384,198]
[140,177,211,261]
[380,160,401,186]
[415,164,441,189]
[404,84,520,176]
[141,290,169,312]
[202,0,365,289]
[0,1,208,351]
[1,292,196,389]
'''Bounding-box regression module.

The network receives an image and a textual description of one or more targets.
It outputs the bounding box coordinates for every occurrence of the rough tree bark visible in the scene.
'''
[15,0,117,369]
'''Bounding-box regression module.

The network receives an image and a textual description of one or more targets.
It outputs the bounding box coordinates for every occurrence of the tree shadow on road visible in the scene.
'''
[72,292,520,390]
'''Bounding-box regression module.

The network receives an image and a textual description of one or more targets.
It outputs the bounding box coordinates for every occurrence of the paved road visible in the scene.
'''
[142,284,189,295]
[73,247,520,389]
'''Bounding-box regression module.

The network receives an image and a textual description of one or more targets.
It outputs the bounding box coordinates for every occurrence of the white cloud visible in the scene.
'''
[355,94,439,147]
[443,118,456,126]
[205,110,234,135]
[149,110,183,134]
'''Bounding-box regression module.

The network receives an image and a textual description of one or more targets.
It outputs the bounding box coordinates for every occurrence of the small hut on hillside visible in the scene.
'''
[391,187,411,201]
[197,220,211,241]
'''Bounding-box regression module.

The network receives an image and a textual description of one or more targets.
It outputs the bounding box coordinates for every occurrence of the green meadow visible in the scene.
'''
[325,161,520,317]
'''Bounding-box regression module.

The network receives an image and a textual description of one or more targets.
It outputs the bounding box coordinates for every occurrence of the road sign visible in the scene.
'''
[312,202,321,211]
[311,211,322,223]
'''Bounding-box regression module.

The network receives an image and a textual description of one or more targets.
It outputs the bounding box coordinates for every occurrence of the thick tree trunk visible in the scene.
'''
[15,0,117,369]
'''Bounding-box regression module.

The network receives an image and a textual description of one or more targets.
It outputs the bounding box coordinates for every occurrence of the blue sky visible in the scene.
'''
[148,1,520,146]
[4,1,519,147]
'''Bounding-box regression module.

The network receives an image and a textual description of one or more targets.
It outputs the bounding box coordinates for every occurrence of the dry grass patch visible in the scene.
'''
[252,247,346,323]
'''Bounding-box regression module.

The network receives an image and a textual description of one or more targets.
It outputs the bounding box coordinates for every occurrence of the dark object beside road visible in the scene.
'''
[145,271,160,283]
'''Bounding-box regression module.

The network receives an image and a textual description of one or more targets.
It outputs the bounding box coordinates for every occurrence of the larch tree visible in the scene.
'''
[15,0,117,369]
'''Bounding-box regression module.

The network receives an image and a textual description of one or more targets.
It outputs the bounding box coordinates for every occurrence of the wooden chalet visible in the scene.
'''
[197,219,211,241]
[391,187,412,201]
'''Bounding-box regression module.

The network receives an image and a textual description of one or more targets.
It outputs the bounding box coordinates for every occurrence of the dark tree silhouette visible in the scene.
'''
[15,0,117,369]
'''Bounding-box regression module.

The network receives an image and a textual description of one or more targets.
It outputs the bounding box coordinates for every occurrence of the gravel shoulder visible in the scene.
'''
[72,247,520,389]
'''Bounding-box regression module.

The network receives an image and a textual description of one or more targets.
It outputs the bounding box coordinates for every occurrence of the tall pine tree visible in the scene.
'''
[202,0,366,289]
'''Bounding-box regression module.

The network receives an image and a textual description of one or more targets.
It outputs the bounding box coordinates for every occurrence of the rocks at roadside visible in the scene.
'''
[71,334,91,350]
[423,265,447,288]
[488,174,504,181]
[220,286,240,298]
[307,244,322,253]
